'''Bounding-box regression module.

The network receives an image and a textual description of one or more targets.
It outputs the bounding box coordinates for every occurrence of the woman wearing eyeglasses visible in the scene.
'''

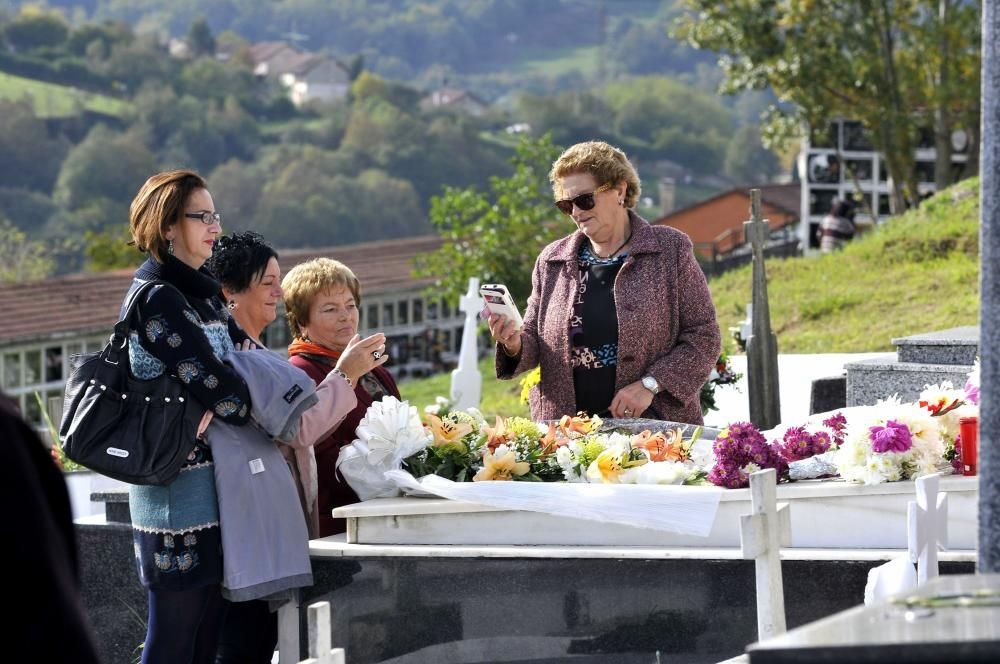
[123,170,254,664]
[488,141,720,424]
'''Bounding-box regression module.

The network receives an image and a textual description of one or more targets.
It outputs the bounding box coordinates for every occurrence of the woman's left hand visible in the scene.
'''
[610,381,655,419]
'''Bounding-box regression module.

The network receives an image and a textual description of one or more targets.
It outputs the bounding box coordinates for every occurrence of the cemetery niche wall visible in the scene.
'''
[797,119,971,250]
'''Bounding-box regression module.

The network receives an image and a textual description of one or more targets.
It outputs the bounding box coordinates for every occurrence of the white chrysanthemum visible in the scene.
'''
[354,396,431,465]
[555,446,573,468]
[888,402,943,459]
[619,461,693,485]
[605,432,632,447]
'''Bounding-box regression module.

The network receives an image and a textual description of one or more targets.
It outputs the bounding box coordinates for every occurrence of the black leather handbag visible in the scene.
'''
[59,280,201,485]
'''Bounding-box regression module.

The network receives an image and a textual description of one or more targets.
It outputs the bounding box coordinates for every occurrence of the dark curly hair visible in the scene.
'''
[206,231,279,294]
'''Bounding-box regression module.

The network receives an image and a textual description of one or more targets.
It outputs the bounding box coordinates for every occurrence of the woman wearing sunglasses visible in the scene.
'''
[488,141,720,424]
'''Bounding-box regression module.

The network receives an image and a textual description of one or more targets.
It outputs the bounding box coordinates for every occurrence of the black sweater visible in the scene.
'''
[123,256,252,424]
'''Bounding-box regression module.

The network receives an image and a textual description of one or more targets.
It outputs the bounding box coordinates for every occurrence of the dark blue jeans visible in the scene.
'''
[143,585,225,664]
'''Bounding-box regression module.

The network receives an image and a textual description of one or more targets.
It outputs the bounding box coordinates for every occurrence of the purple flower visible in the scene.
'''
[812,431,832,454]
[964,381,980,406]
[868,420,913,454]
[776,426,833,462]
[823,412,847,433]
[822,412,847,446]
[709,422,789,488]
[951,435,963,472]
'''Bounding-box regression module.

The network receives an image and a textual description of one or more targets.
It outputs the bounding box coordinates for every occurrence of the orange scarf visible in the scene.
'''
[287,339,342,361]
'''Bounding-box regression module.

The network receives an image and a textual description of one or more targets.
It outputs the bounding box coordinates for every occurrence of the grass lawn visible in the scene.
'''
[397,356,529,419]
[512,44,603,78]
[0,72,130,118]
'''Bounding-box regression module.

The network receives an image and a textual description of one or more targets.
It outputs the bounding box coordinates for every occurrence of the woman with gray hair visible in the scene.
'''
[488,141,720,424]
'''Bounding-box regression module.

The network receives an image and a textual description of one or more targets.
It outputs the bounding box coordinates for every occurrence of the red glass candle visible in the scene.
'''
[959,416,978,476]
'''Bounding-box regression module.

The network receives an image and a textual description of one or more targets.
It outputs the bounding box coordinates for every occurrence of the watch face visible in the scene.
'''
[642,376,657,391]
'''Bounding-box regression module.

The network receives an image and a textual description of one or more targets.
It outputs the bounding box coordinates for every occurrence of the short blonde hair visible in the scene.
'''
[281,258,361,339]
[129,170,207,263]
[549,141,641,209]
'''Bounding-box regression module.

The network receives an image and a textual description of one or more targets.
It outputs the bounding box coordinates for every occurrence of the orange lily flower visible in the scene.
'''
[558,412,603,438]
[427,414,472,452]
[632,428,689,462]
[540,422,567,455]
[483,415,513,452]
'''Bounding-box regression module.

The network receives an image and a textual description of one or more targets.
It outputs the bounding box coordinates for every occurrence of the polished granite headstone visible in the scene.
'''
[747,574,1000,663]
[304,556,975,664]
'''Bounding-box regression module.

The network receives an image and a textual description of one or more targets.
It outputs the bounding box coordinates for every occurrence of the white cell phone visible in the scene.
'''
[480,283,523,330]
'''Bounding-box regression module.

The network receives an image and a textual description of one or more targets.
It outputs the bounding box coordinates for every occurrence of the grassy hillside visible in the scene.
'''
[0,72,130,118]
[711,177,981,353]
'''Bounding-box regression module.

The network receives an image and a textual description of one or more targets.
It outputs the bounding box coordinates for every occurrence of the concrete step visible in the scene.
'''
[893,326,979,366]
[844,358,973,406]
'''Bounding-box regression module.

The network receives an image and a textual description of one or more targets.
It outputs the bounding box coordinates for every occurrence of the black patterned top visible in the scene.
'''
[124,256,252,591]
[570,243,627,417]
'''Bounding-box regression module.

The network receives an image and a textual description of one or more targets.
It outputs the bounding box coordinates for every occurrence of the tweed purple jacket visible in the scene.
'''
[496,212,721,425]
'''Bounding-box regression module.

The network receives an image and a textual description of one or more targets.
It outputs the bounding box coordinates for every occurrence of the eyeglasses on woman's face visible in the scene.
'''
[185,211,222,225]
[554,182,613,216]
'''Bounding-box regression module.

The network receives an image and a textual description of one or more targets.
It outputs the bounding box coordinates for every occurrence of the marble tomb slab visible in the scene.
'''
[333,476,977,550]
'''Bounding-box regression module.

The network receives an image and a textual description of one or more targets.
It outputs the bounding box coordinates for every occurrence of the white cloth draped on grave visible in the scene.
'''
[384,470,725,537]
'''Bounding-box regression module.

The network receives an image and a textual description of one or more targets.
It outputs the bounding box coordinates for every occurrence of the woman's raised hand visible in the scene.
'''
[487,313,522,356]
[335,332,388,385]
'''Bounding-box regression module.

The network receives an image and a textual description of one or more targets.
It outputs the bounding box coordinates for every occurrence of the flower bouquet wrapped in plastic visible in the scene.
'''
[335,396,430,500]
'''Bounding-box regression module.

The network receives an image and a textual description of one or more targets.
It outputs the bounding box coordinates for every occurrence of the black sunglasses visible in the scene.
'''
[554,183,613,215]
[185,211,222,225]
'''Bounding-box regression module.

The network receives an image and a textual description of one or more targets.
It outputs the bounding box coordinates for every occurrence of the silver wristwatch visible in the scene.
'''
[641,375,661,395]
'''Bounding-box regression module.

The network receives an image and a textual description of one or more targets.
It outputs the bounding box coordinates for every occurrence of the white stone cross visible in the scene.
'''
[298,601,346,664]
[908,472,948,585]
[278,595,300,664]
[450,277,483,409]
[740,468,790,640]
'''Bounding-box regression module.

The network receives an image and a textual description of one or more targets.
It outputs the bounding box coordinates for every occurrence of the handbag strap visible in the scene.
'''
[104,280,171,366]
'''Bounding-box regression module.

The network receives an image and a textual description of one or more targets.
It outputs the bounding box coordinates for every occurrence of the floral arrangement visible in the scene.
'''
[339,360,982,496]
[701,353,743,414]
[707,422,788,489]
[833,395,946,485]
[338,403,707,495]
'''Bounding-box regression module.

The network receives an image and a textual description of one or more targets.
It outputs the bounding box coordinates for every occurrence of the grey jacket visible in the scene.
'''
[204,350,318,602]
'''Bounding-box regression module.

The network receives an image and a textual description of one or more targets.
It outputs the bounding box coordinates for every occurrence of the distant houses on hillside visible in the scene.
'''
[247,41,350,106]
[419,85,489,116]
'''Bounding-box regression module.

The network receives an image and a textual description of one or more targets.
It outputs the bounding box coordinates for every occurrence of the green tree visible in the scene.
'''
[208,159,266,232]
[0,100,70,195]
[186,16,216,57]
[53,126,156,217]
[0,217,54,283]
[676,0,981,213]
[2,7,69,52]
[724,125,782,184]
[414,134,564,307]
[83,227,143,271]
